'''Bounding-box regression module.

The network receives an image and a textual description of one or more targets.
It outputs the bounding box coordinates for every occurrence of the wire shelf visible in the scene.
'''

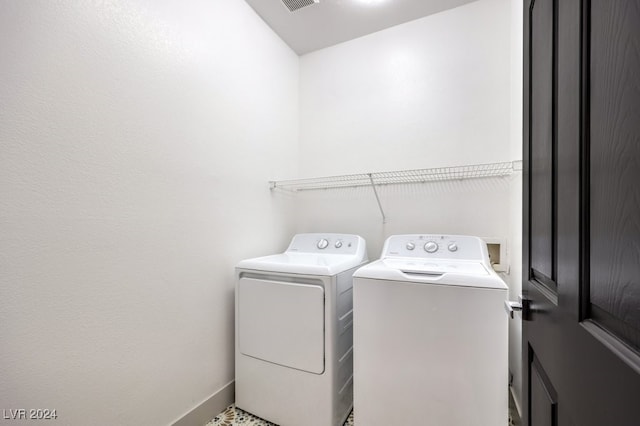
[270,161,522,192]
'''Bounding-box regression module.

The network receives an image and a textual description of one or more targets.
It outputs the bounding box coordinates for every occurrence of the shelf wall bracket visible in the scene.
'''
[368,173,387,224]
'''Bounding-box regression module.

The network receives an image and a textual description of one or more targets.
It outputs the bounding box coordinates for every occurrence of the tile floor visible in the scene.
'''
[206,397,520,426]
[205,406,353,426]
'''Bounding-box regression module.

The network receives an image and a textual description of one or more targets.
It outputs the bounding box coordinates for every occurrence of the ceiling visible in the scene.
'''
[244,0,479,55]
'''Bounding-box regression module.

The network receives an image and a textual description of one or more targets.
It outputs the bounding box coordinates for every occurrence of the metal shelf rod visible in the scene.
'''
[368,173,387,224]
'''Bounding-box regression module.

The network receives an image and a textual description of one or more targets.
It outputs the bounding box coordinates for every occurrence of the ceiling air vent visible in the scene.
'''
[281,0,319,13]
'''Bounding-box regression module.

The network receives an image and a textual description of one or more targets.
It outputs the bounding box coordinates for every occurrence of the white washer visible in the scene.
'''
[236,233,367,426]
[353,234,508,426]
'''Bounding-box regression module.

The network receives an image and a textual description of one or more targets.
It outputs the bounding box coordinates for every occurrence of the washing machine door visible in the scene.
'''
[238,277,325,374]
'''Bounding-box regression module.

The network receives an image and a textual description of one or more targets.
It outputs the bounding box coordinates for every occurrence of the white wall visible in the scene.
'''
[1,0,524,422]
[299,0,512,178]
[0,1,298,425]
[508,0,524,414]
[297,0,514,257]
[296,0,524,412]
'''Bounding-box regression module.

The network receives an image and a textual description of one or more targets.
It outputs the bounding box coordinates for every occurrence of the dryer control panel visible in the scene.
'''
[286,233,365,255]
[381,234,490,263]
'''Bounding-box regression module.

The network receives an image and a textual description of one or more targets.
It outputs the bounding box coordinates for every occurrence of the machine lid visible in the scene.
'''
[237,252,366,276]
[353,259,508,290]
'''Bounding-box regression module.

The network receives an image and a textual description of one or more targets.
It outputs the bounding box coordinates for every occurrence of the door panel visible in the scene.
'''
[529,0,556,289]
[529,351,557,426]
[523,0,640,425]
[588,0,640,350]
[238,277,325,374]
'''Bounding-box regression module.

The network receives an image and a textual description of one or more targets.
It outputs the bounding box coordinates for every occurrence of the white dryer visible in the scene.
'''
[236,233,367,426]
[353,234,508,426]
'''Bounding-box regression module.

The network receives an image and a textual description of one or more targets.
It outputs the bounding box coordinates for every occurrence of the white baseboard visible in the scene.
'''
[172,381,235,426]
[509,385,522,421]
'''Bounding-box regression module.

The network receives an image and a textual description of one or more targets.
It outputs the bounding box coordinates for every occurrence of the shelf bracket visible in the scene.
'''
[368,173,387,224]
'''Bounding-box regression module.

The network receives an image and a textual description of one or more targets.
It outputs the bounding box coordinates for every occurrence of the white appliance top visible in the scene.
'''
[236,233,368,276]
[354,234,507,290]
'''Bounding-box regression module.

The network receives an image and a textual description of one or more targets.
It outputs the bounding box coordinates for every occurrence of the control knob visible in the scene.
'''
[448,243,458,252]
[335,240,343,248]
[406,242,415,251]
[424,241,439,253]
[317,239,329,249]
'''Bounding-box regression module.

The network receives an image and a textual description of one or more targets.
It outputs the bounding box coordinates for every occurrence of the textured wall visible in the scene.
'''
[507,0,524,413]
[299,0,512,177]
[0,0,524,423]
[0,1,298,424]
[297,0,523,412]
[297,0,514,256]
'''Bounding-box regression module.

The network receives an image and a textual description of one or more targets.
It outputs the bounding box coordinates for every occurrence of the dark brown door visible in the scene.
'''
[523,0,640,425]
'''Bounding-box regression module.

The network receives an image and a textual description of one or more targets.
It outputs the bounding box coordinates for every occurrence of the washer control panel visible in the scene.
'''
[287,233,364,255]
[382,234,488,262]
